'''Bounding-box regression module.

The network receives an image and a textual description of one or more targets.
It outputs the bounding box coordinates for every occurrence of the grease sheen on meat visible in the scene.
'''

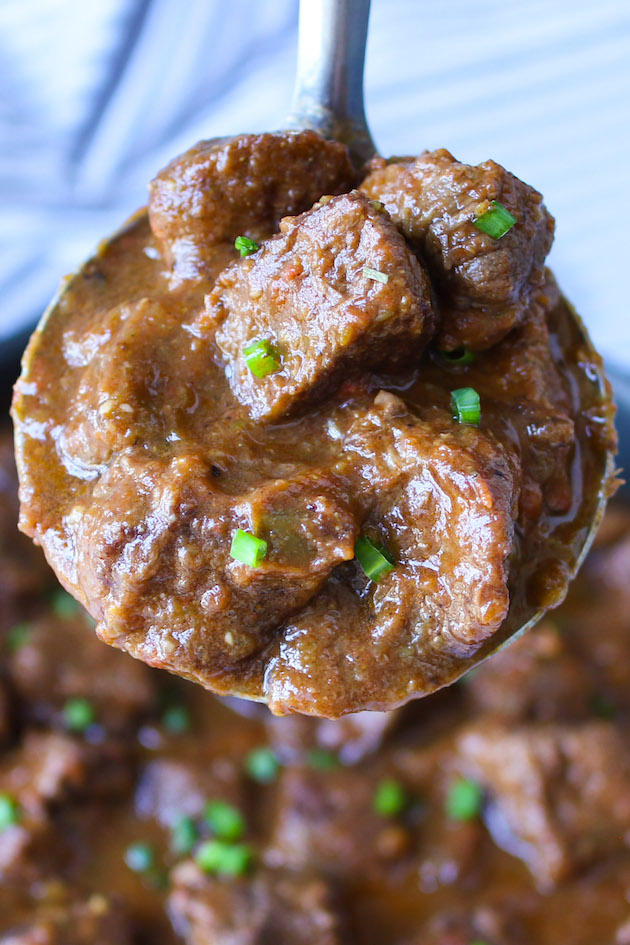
[12,131,615,717]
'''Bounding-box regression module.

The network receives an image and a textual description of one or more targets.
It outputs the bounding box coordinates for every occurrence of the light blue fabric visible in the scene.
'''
[1,0,629,369]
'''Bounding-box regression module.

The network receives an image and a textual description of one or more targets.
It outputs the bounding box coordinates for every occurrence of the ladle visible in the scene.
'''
[13,0,617,709]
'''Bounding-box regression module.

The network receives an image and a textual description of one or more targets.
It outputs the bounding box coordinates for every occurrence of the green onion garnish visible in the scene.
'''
[451,387,481,426]
[195,839,253,877]
[0,794,20,832]
[171,815,199,855]
[473,200,517,239]
[438,347,475,366]
[230,529,268,567]
[363,266,389,284]
[7,622,32,653]
[354,535,395,583]
[373,778,407,817]
[162,705,191,735]
[305,748,340,771]
[243,339,281,379]
[234,236,259,257]
[245,747,279,784]
[125,841,155,873]
[205,800,245,841]
[445,777,483,822]
[62,697,95,733]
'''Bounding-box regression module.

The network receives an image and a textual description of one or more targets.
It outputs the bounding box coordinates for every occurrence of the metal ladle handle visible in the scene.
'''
[288,0,376,168]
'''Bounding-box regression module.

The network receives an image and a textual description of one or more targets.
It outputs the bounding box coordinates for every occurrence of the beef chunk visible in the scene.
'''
[267,765,411,874]
[0,894,132,945]
[148,131,356,279]
[0,733,103,881]
[212,191,435,421]
[0,730,131,883]
[361,148,554,349]
[264,392,519,717]
[456,720,630,888]
[341,391,519,648]
[462,281,575,521]
[169,861,345,945]
[136,757,245,830]
[464,619,594,723]
[73,450,357,690]
[8,609,155,732]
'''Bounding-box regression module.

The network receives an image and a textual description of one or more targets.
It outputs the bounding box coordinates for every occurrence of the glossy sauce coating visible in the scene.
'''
[12,134,616,717]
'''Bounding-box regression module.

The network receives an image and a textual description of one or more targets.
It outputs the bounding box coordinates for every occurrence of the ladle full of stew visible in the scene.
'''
[12,0,617,718]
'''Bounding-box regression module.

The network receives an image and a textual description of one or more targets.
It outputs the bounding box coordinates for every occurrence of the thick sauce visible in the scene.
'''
[12,133,616,717]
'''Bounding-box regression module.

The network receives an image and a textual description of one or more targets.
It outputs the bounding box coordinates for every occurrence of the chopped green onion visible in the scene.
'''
[234,236,259,256]
[0,793,20,831]
[243,339,281,379]
[171,816,199,855]
[445,777,483,822]
[438,347,475,366]
[162,705,191,735]
[354,535,395,583]
[125,842,155,873]
[195,839,253,877]
[305,748,340,771]
[205,800,245,841]
[373,779,407,817]
[451,387,481,426]
[230,529,268,567]
[52,590,81,619]
[62,697,95,733]
[7,622,32,653]
[473,200,517,239]
[245,747,280,784]
[363,266,389,284]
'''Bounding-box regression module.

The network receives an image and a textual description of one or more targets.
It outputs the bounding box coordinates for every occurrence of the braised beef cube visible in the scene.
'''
[0,895,133,945]
[467,287,575,521]
[267,765,411,874]
[266,709,399,765]
[8,610,155,732]
[456,720,630,888]
[169,861,345,945]
[212,191,435,421]
[0,731,130,883]
[74,451,357,689]
[464,619,594,722]
[0,733,85,882]
[148,131,356,278]
[1,731,130,813]
[341,392,519,648]
[264,392,519,717]
[361,148,554,349]
[136,757,246,830]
